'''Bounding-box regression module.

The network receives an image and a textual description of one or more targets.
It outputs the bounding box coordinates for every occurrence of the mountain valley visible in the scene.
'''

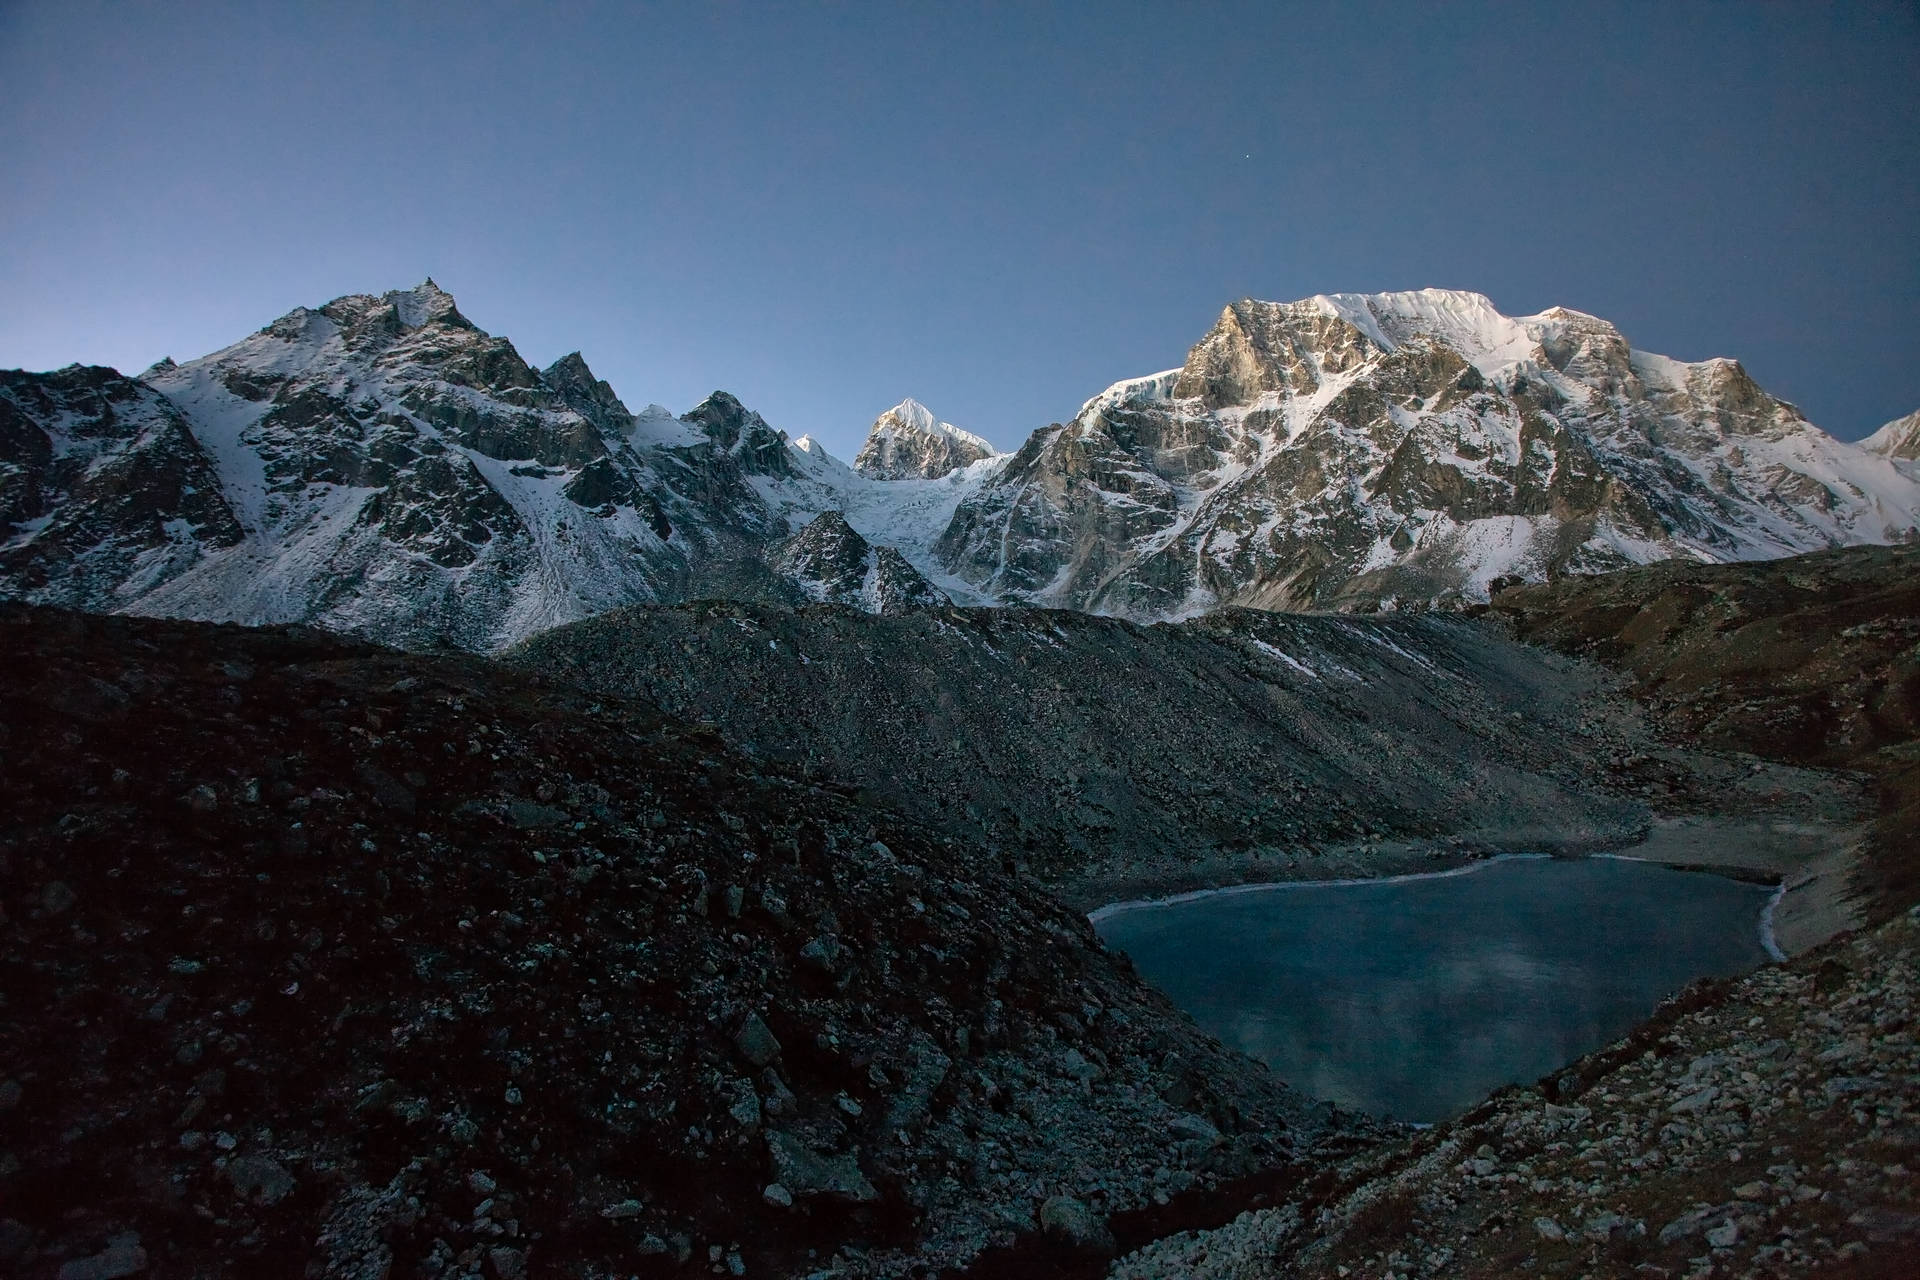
[2,285,1916,1279]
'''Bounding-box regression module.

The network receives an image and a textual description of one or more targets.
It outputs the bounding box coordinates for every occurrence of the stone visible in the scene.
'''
[798,935,850,976]
[57,1238,147,1279]
[1059,1047,1100,1087]
[1705,1220,1739,1248]
[1532,1216,1565,1242]
[885,1033,952,1132]
[1849,1206,1920,1243]
[759,891,795,930]
[765,1131,878,1204]
[763,1182,794,1208]
[1167,1113,1221,1145]
[485,1245,526,1279]
[42,881,77,915]
[761,1069,798,1119]
[226,1153,296,1205]
[0,1080,20,1111]
[1039,1195,1116,1255]
[734,1013,782,1068]
[728,1089,762,1132]
[1583,1211,1640,1242]
[505,800,567,829]
[1658,1204,1735,1246]
[1668,1085,1718,1115]
[354,763,417,814]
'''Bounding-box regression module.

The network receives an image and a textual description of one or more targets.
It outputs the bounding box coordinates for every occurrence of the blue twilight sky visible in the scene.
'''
[2,2,1915,456]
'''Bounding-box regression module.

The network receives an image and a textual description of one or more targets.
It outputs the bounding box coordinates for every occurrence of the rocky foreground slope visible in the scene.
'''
[0,603,1387,1280]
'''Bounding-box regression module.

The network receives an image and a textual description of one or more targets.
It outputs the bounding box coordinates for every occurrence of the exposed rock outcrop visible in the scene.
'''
[770,510,948,614]
[5,285,1916,648]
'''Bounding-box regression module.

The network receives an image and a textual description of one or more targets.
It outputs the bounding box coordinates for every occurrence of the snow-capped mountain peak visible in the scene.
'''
[853,399,997,479]
[936,289,1920,616]
[5,282,1915,649]
[1864,409,1920,461]
[387,278,463,329]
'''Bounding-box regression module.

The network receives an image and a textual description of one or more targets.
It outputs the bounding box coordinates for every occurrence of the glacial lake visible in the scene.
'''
[1091,856,1777,1123]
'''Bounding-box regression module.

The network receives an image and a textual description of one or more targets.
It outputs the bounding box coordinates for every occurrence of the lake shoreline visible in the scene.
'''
[1061,813,1866,957]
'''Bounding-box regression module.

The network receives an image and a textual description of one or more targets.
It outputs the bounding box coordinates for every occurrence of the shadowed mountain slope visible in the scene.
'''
[0,603,1379,1278]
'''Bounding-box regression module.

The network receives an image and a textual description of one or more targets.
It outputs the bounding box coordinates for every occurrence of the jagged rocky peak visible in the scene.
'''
[1171,297,1384,408]
[772,509,947,614]
[791,434,838,464]
[853,398,996,479]
[385,278,464,329]
[1864,409,1920,461]
[683,391,793,476]
[1169,289,1645,412]
[542,351,634,434]
[289,278,472,345]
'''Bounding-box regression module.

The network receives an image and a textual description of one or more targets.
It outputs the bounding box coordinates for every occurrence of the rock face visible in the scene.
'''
[934,291,1920,614]
[0,285,986,649]
[770,510,949,614]
[0,364,244,606]
[852,398,995,480]
[1863,407,1920,461]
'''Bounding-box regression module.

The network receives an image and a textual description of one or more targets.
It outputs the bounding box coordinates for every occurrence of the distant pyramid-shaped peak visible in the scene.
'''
[854,400,995,480]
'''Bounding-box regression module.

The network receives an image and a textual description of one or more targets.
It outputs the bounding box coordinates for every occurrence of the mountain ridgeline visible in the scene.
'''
[3,281,1916,648]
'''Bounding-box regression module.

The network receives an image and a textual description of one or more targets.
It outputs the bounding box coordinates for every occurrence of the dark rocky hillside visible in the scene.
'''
[1490,543,1920,916]
[0,604,1382,1279]
[509,603,1659,902]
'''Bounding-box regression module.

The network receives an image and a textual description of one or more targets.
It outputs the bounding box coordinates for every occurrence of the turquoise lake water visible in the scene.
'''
[1091,856,1776,1123]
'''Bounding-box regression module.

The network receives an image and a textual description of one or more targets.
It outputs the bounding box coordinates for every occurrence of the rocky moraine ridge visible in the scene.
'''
[4,282,1916,647]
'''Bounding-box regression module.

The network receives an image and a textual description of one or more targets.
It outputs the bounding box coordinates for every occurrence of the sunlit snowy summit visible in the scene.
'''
[2,282,1915,648]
